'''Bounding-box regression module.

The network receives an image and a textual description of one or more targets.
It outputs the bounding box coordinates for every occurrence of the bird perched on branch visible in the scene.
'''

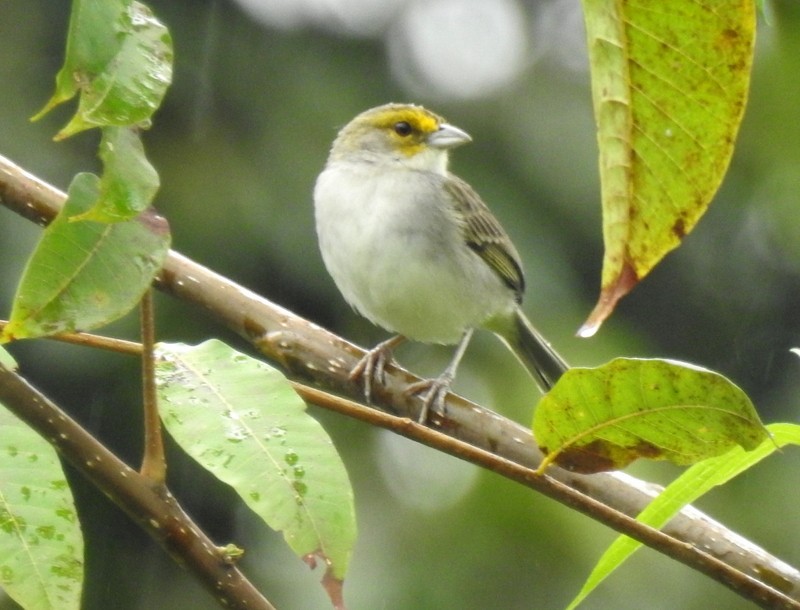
[314,103,567,421]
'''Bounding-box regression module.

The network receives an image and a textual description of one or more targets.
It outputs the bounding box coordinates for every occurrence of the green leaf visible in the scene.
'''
[155,340,356,585]
[32,0,129,119]
[1,173,170,342]
[533,358,767,473]
[579,0,756,335]
[565,423,797,610]
[0,385,84,610]
[0,346,16,371]
[34,1,173,138]
[72,127,160,222]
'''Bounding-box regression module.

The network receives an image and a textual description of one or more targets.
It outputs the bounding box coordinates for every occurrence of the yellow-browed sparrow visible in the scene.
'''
[314,103,567,421]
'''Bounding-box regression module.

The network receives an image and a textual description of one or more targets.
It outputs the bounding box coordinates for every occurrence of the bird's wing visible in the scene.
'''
[444,175,525,302]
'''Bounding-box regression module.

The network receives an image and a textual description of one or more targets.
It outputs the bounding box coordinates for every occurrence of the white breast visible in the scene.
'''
[314,162,515,344]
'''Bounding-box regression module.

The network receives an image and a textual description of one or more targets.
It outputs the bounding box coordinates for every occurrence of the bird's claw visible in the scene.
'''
[349,335,405,404]
[349,334,463,424]
[405,374,454,424]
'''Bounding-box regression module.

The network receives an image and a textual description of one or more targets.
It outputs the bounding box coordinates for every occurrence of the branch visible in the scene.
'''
[139,289,166,482]
[2,153,799,608]
[0,361,275,610]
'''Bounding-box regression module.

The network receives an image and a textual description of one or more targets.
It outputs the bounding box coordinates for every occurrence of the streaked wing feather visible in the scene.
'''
[444,175,525,300]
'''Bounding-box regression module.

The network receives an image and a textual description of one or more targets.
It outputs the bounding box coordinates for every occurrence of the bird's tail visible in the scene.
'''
[495,309,569,393]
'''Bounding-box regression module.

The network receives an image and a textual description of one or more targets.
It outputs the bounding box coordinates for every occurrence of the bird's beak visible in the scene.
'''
[427,123,472,149]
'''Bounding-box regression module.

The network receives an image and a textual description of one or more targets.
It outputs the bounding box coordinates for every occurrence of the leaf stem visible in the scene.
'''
[0,320,143,355]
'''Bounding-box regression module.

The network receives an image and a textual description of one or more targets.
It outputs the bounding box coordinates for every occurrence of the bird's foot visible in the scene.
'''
[404,373,454,424]
[349,335,406,404]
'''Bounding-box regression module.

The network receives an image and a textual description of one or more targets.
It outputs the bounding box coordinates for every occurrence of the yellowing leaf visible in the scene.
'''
[579,0,756,336]
[566,422,797,610]
[533,358,767,474]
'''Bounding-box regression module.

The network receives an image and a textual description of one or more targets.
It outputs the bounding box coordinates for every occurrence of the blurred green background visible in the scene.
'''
[2,1,799,609]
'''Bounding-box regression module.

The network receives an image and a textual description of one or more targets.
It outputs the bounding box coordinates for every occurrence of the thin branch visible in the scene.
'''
[2,153,799,607]
[294,384,799,609]
[54,330,142,355]
[0,321,142,355]
[0,361,276,610]
[139,289,166,483]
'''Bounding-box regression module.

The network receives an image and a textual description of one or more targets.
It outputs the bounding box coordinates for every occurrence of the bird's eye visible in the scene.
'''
[393,121,412,137]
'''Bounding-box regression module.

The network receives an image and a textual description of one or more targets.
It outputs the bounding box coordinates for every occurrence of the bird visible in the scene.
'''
[314,103,567,422]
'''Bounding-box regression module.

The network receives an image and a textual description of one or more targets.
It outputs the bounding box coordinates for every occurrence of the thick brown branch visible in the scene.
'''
[2,153,799,608]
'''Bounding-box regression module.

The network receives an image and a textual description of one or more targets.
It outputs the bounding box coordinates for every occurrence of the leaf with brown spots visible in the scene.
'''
[567,423,798,609]
[533,358,768,474]
[578,0,756,336]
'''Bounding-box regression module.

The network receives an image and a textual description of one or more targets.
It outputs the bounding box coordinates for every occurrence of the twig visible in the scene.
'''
[293,384,800,609]
[2,153,799,607]
[139,289,166,483]
[0,321,142,355]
